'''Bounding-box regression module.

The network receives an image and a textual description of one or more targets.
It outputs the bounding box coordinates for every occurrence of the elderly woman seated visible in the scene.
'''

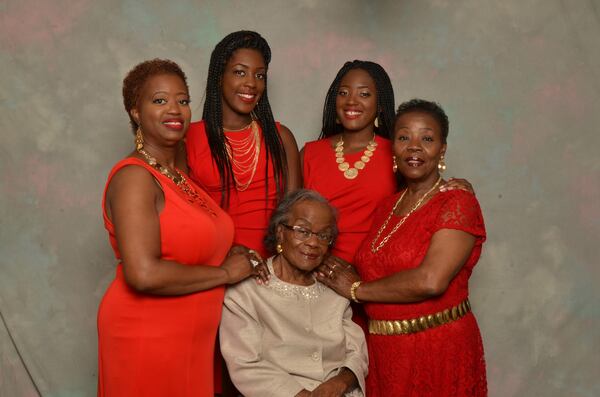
[219,189,367,397]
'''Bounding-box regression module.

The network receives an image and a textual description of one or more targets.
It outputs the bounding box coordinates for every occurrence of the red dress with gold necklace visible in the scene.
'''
[98,157,234,397]
[303,135,397,262]
[355,189,487,397]
[186,120,281,258]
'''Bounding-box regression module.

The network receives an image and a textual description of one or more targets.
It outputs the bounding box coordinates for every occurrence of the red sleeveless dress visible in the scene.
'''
[97,157,234,397]
[355,190,487,397]
[186,120,281,258]
[302,136,397,262]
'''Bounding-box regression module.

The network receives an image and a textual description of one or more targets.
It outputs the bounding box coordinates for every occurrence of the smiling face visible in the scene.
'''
[335,68,378,134]
[220,48,266,119]
[276,200,335,274]
[130,73,191,148]
[393,111,447,183]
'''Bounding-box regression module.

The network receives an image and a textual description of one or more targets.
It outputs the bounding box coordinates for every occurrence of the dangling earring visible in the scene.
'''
[374,116,379,128]
[438,156,446,173]
[135,127,144,151]
[392,155,398,173]
[276,243,283,254]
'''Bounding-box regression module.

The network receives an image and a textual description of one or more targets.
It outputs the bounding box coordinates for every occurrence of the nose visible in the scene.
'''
[244,74,257,88]
[303,233,320,247]
[346,91,358,105]
[167,99,182,114]
[407,136,422,151]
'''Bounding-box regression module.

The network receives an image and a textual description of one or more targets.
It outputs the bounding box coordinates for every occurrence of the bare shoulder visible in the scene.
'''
[107,161,161,200]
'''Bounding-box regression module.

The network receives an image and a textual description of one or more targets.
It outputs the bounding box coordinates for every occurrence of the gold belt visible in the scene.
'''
[368,299,471,335]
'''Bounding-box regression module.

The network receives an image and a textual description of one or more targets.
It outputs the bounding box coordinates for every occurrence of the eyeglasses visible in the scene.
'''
[281,224,333,245]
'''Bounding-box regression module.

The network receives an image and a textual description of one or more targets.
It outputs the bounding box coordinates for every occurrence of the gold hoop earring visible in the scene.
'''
[135,127,144,151]
[392,155,398,173]
[438,156,446,173]
[374,116,379,128]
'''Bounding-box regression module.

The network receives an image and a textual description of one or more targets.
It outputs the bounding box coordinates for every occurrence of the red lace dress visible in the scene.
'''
[303,136,396,262]
[98,158,234,397]
[355,190,487,397]
[186,120,282,258]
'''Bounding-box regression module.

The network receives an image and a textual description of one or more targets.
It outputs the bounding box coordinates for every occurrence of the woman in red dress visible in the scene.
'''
[318,99,487,396]
[97,59,266,397]
[302,61,397,263]
[184,31,301,259]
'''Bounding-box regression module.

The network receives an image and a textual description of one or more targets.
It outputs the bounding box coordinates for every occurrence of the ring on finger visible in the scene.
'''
[328,269,334,278]
[250,259,260,268]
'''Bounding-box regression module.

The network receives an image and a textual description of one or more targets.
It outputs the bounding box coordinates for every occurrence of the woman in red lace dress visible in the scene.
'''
[318,99,487,396]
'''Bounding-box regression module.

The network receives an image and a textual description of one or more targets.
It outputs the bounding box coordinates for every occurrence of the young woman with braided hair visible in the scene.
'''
[184,31,301,260]
[303,60,473,264]
[182,30,300,396]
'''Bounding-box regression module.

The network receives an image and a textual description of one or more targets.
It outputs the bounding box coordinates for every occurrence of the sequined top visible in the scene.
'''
[219,257,367,397]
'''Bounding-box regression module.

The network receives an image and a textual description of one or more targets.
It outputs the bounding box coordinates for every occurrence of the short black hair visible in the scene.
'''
[395,99,449,143]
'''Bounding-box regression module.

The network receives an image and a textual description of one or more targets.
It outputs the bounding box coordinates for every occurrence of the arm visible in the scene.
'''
[279,124,302,192]
[299,146,305,183]
[220,284,305,397]
[106,165,255,295]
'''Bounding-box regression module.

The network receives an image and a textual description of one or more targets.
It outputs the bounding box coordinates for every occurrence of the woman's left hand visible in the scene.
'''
[315,255,360,300]
[439,177,475,194]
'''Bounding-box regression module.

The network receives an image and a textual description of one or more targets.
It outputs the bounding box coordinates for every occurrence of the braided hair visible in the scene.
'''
[202,30,287,207]
[320,60,395,139]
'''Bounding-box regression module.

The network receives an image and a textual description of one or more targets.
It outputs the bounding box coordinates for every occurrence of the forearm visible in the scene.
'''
[122,259,229,295]
[356,267,439,304]
[334,367,358,392]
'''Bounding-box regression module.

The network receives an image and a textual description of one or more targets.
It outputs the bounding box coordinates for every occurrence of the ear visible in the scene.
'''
[275,224,284,245]
[130,108,141,127]
[440,143,447,158]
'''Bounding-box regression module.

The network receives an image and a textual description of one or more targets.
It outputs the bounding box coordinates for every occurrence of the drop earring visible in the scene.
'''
[392,155,398,173]
[438,156,446,173]
[135,127,144,151]
[374,116,379,128]
[276,243,283,254]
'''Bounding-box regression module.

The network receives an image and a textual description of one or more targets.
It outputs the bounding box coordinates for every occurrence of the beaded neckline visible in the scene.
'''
[265,257,325,300]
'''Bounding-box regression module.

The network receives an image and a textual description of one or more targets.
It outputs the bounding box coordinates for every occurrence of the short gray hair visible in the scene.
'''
[263,189,338,254]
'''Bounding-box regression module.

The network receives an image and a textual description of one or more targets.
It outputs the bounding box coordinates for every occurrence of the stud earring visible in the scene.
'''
[438,156,446,173]
[276,243,283,254]
[135,127,144,151]
[392,156,398,173]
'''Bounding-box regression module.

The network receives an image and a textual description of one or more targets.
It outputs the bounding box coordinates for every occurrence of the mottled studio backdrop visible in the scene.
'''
[1,1,599,396]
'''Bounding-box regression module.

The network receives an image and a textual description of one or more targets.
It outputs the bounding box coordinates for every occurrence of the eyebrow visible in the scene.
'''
[339,84,371,89]
[232,63,266,70]
[152,90,188,95]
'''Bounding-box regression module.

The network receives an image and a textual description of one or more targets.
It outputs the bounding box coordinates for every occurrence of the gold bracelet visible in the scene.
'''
[350,281,362,303]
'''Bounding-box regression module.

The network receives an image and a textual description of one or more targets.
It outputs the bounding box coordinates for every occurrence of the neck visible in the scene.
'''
[222,108,253,131]
[341,126,375,145]
[139,142,177,169]
[275,255,314,286]
[405,172,442,196]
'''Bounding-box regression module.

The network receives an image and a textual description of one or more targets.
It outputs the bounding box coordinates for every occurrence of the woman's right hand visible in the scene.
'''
[221,253,254,284]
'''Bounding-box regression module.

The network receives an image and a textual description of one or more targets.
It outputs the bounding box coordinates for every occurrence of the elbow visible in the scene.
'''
[122,265,156,293]
[419,273,450,298]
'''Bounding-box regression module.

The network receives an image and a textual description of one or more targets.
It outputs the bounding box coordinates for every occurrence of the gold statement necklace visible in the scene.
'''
[137,148,217,217]
[225,120,261,191]
[335,134,377,180]
[370,176,443,253]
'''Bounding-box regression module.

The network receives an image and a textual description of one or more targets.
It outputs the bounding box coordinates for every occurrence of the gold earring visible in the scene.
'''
[374,116,379,128]
[135,127,144,151]
[392,155,398,173]
[438,156,446,173]
[276,243,283,254]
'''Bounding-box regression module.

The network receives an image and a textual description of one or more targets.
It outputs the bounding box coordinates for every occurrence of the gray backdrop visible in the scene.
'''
[1,1,599,396]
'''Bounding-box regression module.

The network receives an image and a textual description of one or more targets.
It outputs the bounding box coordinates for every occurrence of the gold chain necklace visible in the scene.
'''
[224,120,260,191]
[370,176,442,253]
[335,134,377,180]
[137,148,217,216]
